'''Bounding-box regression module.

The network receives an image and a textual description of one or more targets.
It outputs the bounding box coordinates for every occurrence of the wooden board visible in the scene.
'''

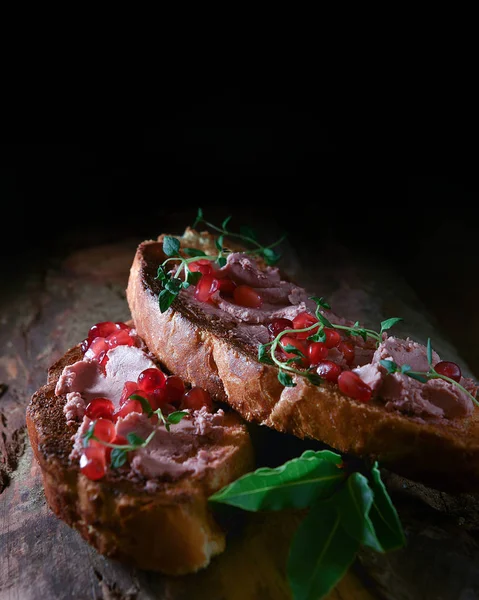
[2,226,479,600]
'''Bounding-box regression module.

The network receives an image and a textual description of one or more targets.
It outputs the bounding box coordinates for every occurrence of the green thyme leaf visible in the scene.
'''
[311,296,331,310]
[240,225,257,241]
[155,265,168,282]
[163,236,181,257]
[400,364,412,374]
[216,256,227,268]
[379,359,398,374]
[193,207,203,228]
[185,270,202,285]
[368,463,406,551]
[261,247,281,266]
[82,420,97,447]
[110,448,128,469]
[380,317,403,336]
[258,343,275,365]
[129,394,153,418]
[215,234,224,252]
[166,410,189,425]
[316,311,334,329]
[183,247,207,257]
[281,344,305,358]
[405,372,429,383]
[209,449,343,511]
[222,215,232,230]
[308,330,327,343]
[288,500,360,600]
[427,338,433,367]
[165,277,183,294]
[159,289,176,313]
[306,372,323,386]
[278,371,296,387]
[126,432,145,446]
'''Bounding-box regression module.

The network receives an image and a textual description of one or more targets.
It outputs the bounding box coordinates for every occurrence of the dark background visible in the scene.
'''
[1,100,478,374]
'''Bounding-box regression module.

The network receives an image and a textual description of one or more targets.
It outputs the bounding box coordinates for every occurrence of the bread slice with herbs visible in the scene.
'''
[26,338,255,575]
[126,225,479,494]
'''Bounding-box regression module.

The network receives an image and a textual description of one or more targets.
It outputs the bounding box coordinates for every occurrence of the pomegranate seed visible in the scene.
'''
[181,387,213,411]
[316,360,342,383]
[137,367,166,393]
[87,321,118,345]
[105,433,128,463]
[339,340,355,365]
[89,418,116,446]
[189,259,214,275]
[150,386,169,410]
[114,398,145,419]
[307,342,329,365]
[120,381,141,405]
[280,336,309,367]
[217,277,237,295]
[164,375,186,405]
[195,275,220,302]
[80,446,106,480]
[233,285,263,309]
[292,312,319,339]
[338,371,372,402]
[106,329,135,348]
[268,318,294,339]
[84,337,109,363]
[85,397,115,421]
[115,322,131,331]
[324,328,341,349]
[435,361,462,383]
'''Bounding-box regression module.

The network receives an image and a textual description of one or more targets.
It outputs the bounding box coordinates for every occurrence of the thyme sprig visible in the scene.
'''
[380,338,479,407]
[156,209,287,313]
[258,297,403,388]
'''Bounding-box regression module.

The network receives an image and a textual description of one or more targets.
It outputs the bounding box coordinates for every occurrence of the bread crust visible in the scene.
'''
[26,344,255,574]
[127,230,479,493]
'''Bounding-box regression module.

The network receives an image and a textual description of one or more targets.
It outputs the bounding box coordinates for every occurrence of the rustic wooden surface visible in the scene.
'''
[2,223,479,600]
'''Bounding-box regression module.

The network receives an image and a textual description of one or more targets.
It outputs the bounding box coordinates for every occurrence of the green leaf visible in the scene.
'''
[379,359,398,374]
[155,265,168,282]
[427,338,433,367]
[282,343,305,358]
[278,371,296,387]
[287,500,360,600]
[315,311,334,329]
[305,372,322,386]
[185,270,202,285]
[183,247,207,257]
[258,343,274,365]
[193,207,203,228]
[261,247,281,266]
[311,296,331,310]
[240,225,257,240]
[308,330,327,343]
[368,463,406,552]
[129,394,153,418]
[158,289,176,313]
[380,317,403,336]
[405,371,429,383]
[166,410,189,425]
[222,215,232,230]
[163,236,181,257]
[165,277,183,294]
[110,447,128,469]
[215,234,224,252]
[400,364,412,374]
[216,256,227,268]
[335,472,383,552]
[82,420,97,447]
[209,450,343,511]
[127,432,145,446]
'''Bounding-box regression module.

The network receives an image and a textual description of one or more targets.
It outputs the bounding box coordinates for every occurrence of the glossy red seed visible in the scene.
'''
[339,340,355,365]
[316,360,342,383]
[85,397,115,420]
[189,259,214,275]
[119,381,141,405]
[338,370,372,402]
[268,318,294,339]
[114,398,145,419]
[292,312,319,339]
[233,285,263,309]
[137,367,166,393]
[80,446,107,480]
[280,336,309,367]
[150,386,169,410]
[91,418,116,443]
[106,329,135,348]
[195,275,220,302]
[115,322,131,331]
[434,361,462,383]
[87,321,118,344]
[324,328,341,349]
[217,277,237,295]
[181,387,213,411]
[307,342,329,365]
[84,337,109,363]
[164,375,186,404]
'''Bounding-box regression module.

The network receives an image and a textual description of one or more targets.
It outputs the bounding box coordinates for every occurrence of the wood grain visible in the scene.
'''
[1,226,479,600]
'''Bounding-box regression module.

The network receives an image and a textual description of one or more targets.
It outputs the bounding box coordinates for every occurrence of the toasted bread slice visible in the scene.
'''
[126,228,479,493]
[26,341,255,575]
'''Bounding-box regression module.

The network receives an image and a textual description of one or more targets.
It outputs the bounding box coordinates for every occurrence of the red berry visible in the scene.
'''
[268,318,294,339]
[87,321,118,344]
[181,386,213,411]
[114,398,145,419]
[89,418,116,445]
[85,397,115,420]
[115,322,131,331]
[137,367,166,393]
[150,386,169,410]
[324,328,341,349]
[105,434,128,463]
[233,285,263,309]
[164,375,186,405]
[307,342,329,365]
[106,329,135,348]
[195,274,220,302]
[80,446,106,480]
[316,360,342,383]
[84,336,109,363]
[339,340,355,365]
[338,371,372,402]
[280,336,309,367]
[119,381,142,405]
[434,361,462,383]
[217,277,237,295]
[189,259,214,275]
[292,312,319,339]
